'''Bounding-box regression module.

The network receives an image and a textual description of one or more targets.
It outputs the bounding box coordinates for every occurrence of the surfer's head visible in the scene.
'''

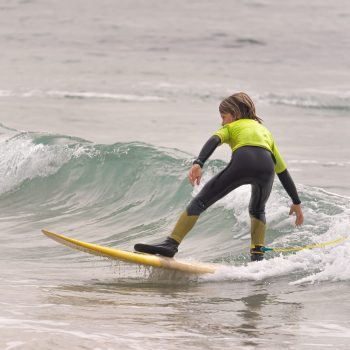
[219,92,263,125]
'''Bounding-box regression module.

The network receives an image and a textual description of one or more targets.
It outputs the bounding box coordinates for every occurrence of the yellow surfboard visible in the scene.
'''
[42,229,216,274]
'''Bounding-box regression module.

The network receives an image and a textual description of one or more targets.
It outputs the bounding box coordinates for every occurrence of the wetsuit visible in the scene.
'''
[134,119,301,260]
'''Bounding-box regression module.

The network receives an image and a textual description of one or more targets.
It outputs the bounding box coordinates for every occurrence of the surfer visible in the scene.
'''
[135,92,304,261]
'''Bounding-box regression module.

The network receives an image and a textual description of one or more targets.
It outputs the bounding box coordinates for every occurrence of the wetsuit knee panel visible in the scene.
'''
[186,198,207,216]
[249,209,266,224]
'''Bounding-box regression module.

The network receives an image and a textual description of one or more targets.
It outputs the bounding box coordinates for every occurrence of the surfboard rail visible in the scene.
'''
[42,229,216,274]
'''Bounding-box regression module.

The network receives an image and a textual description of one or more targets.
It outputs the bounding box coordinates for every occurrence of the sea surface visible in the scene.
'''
[1,0,350,349]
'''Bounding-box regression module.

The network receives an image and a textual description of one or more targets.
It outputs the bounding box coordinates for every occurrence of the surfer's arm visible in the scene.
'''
[189,135,221,186]
[277,169,304,226]
[277,169,301,205]
[193,135,221,168]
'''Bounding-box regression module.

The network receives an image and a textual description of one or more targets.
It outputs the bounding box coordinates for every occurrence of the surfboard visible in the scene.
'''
[42,229,216,274]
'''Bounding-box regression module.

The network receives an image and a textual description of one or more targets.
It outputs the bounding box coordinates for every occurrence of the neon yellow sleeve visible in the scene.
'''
[214,126,230,144]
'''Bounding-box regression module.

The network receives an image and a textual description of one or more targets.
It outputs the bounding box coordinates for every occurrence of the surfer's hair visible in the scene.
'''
[219,92,263,124]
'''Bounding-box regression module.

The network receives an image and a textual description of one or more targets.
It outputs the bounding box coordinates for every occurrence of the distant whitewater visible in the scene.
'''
[1,88,350,111]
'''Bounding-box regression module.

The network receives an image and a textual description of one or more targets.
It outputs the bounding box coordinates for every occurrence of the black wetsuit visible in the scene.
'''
[190,135,300,222]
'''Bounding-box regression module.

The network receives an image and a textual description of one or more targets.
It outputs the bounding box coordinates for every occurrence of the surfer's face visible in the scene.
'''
[220,112,234,126]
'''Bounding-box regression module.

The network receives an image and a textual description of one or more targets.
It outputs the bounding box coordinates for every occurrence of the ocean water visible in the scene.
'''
[1,0,350,349]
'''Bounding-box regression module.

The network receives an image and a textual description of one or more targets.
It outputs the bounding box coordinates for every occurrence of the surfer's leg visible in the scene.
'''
[134,158,243,257]
[170,157,246,244]
[249,174,274,262]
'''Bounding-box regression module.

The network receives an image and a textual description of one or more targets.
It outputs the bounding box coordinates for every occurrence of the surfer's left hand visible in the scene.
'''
[289,204,304,226]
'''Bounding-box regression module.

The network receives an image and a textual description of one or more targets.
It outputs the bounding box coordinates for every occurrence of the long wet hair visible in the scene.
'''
[219,92,263,124]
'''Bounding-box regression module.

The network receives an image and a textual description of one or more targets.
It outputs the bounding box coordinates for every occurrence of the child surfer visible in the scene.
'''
[135,92,304,261]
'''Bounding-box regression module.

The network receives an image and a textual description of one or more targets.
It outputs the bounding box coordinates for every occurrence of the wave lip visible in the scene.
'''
[0,133,89,195]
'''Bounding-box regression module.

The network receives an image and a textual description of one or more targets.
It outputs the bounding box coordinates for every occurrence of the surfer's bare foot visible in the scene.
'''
[134,237,179,257]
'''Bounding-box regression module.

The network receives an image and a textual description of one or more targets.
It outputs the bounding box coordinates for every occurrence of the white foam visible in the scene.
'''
[202,254,309,283]
[0,89,166,102]
[0,317,116,342]
[0,90,14,97]
[291,219,350,284]
[257,91,350,110]
[0,134,86,195]
[288,159,350,167]
[5,341,26,350]
[201,227,350,285]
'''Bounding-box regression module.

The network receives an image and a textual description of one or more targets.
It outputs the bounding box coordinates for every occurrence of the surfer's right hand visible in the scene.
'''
[188,164,202,186]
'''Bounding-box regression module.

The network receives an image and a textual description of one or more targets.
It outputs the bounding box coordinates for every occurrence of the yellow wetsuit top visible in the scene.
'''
[214,119,287,174]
